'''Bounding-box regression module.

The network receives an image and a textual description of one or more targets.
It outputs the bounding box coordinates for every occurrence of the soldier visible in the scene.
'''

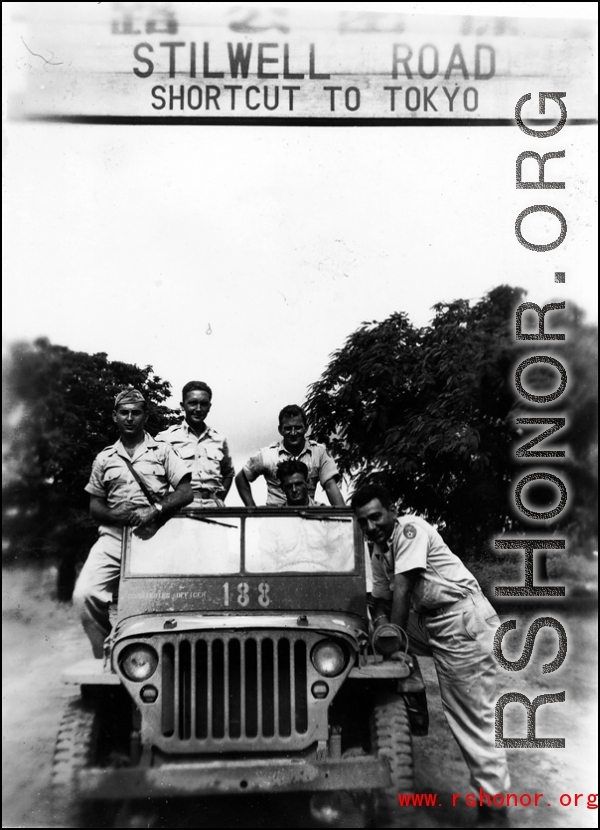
[276,459,323,507]
[351,484,511,829]
[252,460,352,573]
[156,381,234,506]
[235,404,345,507]
[73,389,192,657]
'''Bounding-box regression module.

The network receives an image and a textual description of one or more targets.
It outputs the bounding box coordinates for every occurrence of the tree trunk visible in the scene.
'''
[57,551,77,602]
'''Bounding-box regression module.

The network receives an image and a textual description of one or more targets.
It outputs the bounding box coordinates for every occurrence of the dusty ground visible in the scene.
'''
[2,564,598,829]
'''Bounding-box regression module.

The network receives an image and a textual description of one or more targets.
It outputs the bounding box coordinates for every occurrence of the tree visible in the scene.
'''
[305,286,597,557]
[2,338,180,598]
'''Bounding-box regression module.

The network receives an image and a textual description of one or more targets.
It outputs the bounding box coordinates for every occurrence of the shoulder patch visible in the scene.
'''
[403,524,417,539]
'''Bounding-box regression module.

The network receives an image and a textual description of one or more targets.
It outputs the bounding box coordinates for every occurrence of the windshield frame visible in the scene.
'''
[122,506,360,579]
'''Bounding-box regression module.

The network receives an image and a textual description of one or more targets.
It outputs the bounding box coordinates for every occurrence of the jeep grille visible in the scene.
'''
[117,630,348,753]
[162,631,309,742]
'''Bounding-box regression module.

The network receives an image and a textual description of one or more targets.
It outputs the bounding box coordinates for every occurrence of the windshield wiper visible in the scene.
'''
[186,515,237,529]
[297,512,352,522]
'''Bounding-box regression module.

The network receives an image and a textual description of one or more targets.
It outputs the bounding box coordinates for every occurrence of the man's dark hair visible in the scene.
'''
[278,404,307,427]
[276,459,309,483]
[181,380,213,401]
[351,484,394,511]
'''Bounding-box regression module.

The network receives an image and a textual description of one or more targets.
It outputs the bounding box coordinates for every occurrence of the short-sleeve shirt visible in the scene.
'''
[85,432,189,537]
[370,515,481,612]
[155,422,234,496]
[243,440,339,506]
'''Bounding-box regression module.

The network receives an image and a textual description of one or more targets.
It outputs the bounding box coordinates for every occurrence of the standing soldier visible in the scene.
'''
[235,404,345,507]
[157,381,235,506]
[352,484,511,828]
[73,389,192,657]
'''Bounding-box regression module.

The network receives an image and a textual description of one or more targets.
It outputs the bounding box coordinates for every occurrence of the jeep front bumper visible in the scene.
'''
[77,755,389,799]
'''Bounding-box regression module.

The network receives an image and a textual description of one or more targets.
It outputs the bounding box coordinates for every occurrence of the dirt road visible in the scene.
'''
[2,566,598,828]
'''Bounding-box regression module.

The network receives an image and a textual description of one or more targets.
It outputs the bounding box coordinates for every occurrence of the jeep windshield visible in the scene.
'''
[126,509,356,576]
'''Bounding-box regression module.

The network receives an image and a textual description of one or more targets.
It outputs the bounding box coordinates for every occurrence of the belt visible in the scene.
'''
[194,489,216,500]
[424,591,483,618]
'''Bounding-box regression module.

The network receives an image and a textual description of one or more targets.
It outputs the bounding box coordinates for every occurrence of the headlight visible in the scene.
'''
[120,644,158,682]
[311,640,347,677]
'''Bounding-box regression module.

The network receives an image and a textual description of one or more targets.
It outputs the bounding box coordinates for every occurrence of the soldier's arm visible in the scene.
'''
[131,474,193,526]
[389,570,421,640]
[323,477,345,506]
[318,447,345,506]
[217,440,235,502]
[159,473,193,514]
[372,597,393,628]
[218,475,234,502]
[235,469,256,507]
[89,495,136,526]
[370,553,393,627]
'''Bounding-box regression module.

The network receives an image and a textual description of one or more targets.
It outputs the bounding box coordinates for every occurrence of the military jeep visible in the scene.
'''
[53,507,427,826]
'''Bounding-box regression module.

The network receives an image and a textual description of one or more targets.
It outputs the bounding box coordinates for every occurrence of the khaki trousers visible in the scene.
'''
[407,591,511,795]
[73,533,122,658]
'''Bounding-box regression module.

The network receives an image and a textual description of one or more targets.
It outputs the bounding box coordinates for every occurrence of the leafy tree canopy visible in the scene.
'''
[305,286,597,554]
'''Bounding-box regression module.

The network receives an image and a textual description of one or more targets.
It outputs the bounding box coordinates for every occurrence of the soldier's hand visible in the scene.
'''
[129,506,157,527]
[390,650,413,670]
[133,521,160,540]
[110,502,137,524]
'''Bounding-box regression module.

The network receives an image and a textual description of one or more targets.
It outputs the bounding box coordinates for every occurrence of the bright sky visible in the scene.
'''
[3,2,598,503]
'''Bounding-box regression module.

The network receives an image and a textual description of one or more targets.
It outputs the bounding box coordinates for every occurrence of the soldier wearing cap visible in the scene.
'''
[352,484,510,828]
[235,404,345,507]
[156,381,234,507]
[73,388,193,657]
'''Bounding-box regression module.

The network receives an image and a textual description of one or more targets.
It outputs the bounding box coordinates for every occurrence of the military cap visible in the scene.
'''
[114,388,147,408]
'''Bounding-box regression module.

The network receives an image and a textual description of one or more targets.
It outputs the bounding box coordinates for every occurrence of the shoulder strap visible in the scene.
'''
[122,457,159,506]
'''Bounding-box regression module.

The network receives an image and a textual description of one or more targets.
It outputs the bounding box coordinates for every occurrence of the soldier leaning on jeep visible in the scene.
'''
[73,388,193,658]
[352,484,511,829]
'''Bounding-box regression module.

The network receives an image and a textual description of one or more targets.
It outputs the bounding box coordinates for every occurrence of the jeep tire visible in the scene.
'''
[369,692,414,826]
[51,697,100,828]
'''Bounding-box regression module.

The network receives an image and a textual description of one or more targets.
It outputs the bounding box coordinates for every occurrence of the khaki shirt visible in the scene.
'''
[243,440,339,506]
[156,421,234,496]
[85,432,189,537]
[370,516,481,612]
